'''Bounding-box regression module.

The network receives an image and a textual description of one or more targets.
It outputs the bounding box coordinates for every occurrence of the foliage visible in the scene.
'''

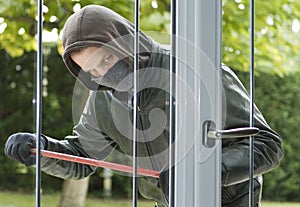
[0,49,35,191]
[0,0,170,56]
[1,0,300,202]
[0,47,72,192]
[236,70,300,201]
[256,73,300,201]
[1,0,300,74]
[222,0,300,75]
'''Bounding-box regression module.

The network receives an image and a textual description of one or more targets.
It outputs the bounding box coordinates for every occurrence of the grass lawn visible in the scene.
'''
[0,191,299,207]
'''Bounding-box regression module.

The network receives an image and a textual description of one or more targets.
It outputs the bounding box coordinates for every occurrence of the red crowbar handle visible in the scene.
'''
[30,149,160,178]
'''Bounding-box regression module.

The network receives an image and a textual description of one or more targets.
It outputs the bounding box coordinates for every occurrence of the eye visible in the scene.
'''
[103,54,114,66]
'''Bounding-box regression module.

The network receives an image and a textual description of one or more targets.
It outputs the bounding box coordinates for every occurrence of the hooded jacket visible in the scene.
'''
[40,5,284,207]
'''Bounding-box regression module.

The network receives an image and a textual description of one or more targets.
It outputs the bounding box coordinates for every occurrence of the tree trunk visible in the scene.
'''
[59,75,91,207]
[59,177,90,207]
[103,168,113,198]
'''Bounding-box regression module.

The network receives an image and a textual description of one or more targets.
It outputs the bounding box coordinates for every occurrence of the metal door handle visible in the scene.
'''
[203,120,260,147]
[208,127,259,139]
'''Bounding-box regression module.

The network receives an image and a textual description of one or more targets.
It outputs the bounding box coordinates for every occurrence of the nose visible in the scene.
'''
[90,67,107,77]
[95,65,111,77]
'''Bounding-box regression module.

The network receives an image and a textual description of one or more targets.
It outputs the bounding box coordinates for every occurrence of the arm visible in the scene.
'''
[41,92,116,180]
[221,65,284,186]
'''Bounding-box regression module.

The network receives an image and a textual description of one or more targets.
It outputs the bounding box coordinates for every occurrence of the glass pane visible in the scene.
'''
[136,1,172,206]
[41,1,136,206]
[1,1,172,206]
[0,1,37,205]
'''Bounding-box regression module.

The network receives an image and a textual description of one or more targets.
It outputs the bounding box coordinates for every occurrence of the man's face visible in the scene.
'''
[71,46,119,78]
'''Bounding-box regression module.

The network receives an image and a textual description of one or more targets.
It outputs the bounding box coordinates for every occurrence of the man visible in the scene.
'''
[5,5,284,206]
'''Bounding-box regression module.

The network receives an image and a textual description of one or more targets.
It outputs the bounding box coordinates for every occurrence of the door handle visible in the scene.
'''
[203,120,259,148]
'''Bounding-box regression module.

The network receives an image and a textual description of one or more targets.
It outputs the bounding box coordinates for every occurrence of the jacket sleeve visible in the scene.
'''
[221,65,284,186]
[41,92,116,180]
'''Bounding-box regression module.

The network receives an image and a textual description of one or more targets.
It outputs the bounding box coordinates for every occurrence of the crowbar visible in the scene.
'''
[31,149,160,178]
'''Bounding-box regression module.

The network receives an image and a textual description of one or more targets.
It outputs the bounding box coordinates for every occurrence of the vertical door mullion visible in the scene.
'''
[132,0,140,207]
[249,0,255,205]
[169,0,176,206]
[35,0,43,206]
[174,0,222,206]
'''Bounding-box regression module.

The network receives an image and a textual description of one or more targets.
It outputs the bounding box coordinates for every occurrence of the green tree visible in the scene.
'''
[222,0,300,75]
[1,0,300,74]
[0,0,170,55]
[236,70,300,201]
[1,0,300,203]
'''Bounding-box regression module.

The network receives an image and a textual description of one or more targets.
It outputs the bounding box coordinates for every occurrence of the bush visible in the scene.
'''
[236,70,300,201]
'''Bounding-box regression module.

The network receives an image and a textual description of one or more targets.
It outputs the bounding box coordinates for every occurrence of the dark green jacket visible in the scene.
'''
[41,5,284,207]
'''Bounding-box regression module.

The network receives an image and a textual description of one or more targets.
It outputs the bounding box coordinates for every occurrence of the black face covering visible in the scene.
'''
[91,60,133,91]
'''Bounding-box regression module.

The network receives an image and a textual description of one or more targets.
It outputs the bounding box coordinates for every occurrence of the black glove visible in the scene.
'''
[4,132,47,166]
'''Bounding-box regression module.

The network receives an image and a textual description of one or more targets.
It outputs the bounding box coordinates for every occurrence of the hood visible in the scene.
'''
[62,5,157,90]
